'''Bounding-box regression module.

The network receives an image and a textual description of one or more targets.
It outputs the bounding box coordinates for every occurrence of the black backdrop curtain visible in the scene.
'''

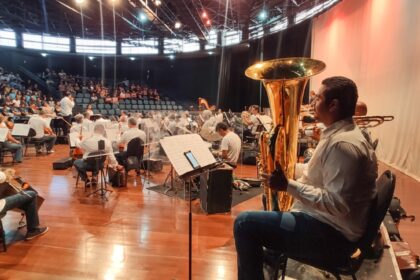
[217,20,313,112]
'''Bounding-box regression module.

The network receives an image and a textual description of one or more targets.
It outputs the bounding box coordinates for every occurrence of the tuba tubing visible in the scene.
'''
[245,57,326,211]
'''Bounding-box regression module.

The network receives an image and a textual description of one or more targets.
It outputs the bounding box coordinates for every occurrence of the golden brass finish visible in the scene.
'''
[353,115,394,128]
[246,57,326,211]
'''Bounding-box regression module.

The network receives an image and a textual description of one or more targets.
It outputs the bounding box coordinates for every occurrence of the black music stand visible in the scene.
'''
[179,161,223,280]
[85,141,113,200]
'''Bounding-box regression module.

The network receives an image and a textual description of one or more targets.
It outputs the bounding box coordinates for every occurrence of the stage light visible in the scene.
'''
[169,54,175,60]
[258,10,268,21]
[174,21,182,29]
[155,0,162,6]
[88,56,95,60]
[207,51,214,55]
[40,52,48,57]
[129,57,135,61]
[206,19,211,26]
[75,0,85,4]
[139,12,147,22]
[110,0,119,4]
[202,11,207,18]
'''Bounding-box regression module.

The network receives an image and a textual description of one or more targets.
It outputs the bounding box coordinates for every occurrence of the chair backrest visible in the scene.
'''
[358,170,395,254]
[28,128,36,137]
[126,137,144,160]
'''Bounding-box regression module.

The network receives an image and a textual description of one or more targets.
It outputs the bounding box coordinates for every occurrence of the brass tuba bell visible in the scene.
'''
[245,57,326,211]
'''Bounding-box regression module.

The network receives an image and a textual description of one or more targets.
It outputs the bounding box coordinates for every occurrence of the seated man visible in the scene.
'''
[0,115,23,163]
[28,109,57,153]
[70,114,84,134]
[0,169,48,240]
[215,122,242,167]
[115,117,146,165]
[73,124,121,185]
[234,76,378,279]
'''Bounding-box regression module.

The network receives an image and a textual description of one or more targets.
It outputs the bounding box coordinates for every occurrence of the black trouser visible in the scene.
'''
[62,115,72,135]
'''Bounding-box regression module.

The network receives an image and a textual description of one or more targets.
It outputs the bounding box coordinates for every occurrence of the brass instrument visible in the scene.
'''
[353,115,394,128]
[245,57,325,211]
[198,97,210,110]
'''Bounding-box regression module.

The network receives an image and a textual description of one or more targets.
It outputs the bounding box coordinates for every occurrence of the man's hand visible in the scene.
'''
[262,162,289,192]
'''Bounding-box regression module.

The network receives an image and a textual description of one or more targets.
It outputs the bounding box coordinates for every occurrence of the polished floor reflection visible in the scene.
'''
[0,145,418,279]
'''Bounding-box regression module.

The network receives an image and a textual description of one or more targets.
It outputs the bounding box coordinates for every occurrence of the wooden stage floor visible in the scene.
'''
[0,144,418,279]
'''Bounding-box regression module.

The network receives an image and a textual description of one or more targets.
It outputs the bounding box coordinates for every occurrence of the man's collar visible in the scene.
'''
[321,118,353,139]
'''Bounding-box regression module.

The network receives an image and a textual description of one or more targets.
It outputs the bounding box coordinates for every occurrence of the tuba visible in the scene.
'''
[245,58,325,211]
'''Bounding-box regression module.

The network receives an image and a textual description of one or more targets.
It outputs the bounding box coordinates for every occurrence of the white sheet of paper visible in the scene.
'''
[0,128,8,142]
[160,134,217,177]
[11,123,30,136]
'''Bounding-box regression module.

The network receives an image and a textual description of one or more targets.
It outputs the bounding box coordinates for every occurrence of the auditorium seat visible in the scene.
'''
[112,104,118,109]
[76,98,83,104]
[144,105,150,110]
[126,104,132,110]
[83,98,90,104]
[132,105,139,110]
[150,105,156,110]
[143,100,149,105]
[108,109,115,115]
[162,105,167,110]
[156,105,161,110]
[104,104,111,110]
[100,109,107,115]
[93,109,100,114]
[98,98,104,104]
[138,100,143,105]
[97,103,104,109]
[91,104,97,109]
[120,104,126,110]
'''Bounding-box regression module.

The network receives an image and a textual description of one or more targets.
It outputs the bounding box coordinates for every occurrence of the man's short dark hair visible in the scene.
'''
[322,76,358,119]
[215,122,229,131]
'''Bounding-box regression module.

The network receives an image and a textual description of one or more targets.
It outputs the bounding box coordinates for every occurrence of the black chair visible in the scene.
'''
[0,142,16,165]
[272,170,396,280]
[24,128,46,156]
[123,137,145,183]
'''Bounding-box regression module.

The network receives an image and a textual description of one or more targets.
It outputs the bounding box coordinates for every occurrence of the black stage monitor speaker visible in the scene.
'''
[200,164,233,214]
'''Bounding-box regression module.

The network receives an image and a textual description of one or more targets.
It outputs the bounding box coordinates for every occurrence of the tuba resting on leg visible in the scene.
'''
[245,58,325,211]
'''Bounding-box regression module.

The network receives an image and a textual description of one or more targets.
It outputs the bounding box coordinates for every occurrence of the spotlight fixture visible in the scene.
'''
[75,0,85,4]
[202,11,207,18]
[169,54,175,60]
[258,10,268,21]
[174,21,182,29]
[207,51,214,55]
[155,0,162,6]
[88,56,95,60]
[129,57,136,61]
[40,52,48,57]
[205,19,211,26]
[139,12,147,22]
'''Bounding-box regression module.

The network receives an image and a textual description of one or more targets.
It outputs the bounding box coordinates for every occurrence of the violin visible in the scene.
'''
[72,125,84,159]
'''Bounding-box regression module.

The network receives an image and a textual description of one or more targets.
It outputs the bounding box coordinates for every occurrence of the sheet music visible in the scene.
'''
[160,134,217,177]
[257,115,273,132]
[11,123,30,137]
[0,128,8,142]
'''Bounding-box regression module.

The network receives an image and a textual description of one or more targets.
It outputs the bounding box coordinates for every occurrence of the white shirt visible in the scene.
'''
[220,131,242,165]
[28,115,49,138]
[288,118,378,242]
[200,117,222,142]
[120,127,146,151]
[60,96,74,116]
[76,133,117,167]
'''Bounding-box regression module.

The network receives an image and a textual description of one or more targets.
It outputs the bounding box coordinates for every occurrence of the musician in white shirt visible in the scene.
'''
[28,110,57,153]
[0,115,23,162]
[215,122,242,167]
[115,118,146,165]
[199,110,222,142]
[73,124,121,183]
[70,114,84,134]
[59,92,74,135]
[234,76,378,279]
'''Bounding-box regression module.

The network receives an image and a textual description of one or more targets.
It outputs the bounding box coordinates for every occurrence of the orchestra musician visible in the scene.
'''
[115,117,146,165]
[0,169,48,240]
[70,114,84,133]
[199,110,223,142]
[59,91,75,136]
[73,124,122,186]
[28,109,57,154]
[215,122,242,168]
[234,76,378,279]
[0,114,23,163]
